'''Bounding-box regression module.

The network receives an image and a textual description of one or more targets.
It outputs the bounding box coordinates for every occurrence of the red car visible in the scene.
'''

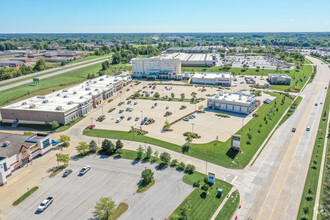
[90,125,95,129]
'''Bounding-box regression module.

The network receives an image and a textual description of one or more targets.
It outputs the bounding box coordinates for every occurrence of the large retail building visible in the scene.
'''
[191,72,232,86]
[163,53,216,67]
[207,92,256,114]
[0,74,131,125]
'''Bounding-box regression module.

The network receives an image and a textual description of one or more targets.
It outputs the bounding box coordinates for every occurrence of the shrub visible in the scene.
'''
[171,159,178,167]
[185,164,196,174]
[108,107,116,113]
[215,113,230,118]
[160,152,171,164]
[118,102,124,106]
[163,111,172,117]
[177,162,185,170]
[183,132,201,139]
[180,105,187,110]
[107,99,113,103]
[193,180,201,188]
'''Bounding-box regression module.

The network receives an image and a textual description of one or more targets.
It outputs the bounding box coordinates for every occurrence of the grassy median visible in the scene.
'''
[215,190,240,220]
[12,186,39,206]
[297,83,329,220]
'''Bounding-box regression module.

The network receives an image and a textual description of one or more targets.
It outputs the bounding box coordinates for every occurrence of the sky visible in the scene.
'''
[1,0,329,33]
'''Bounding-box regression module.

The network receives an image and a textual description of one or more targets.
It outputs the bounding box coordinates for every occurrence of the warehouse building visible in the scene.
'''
[132,57,181,79]
[207,92,256,114]
[0,133,53,185]
[268,74,291,85]
[164,53,216,67]
[191,72,232,86]
[166,46,223,53]
[0,60,24,68]
[0,75,131,125]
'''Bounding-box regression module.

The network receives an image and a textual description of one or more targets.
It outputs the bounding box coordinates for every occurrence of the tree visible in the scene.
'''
[171,159,178,167]
[56,153,70,166]
[115,140,123,151]
[171,93,175,99]
[198,105,204,112]
[185,164,196,174]
[177,162,186,170]
[89,140,98,153]
[160,152,171,164]
[51,120,59,130]
[185,135,193,146]
[146,146,153,159]
[180,202,191,219]
[154,92,160,98]
[180,93,185,100]
[154,150,159,158]
[102,139,115,155]
[137,145,144,159]
[59,135,71,147]
[141,169,154,185]
[92,197,116,220]
[33,59,46,71]
[76,142,89,155]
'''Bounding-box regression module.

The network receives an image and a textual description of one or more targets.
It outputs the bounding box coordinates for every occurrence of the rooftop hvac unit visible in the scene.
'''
[37,96,45,99]
[2,141,11,147]
[80,96,84,99]
[73,91,77,94]
[100,78,104,81]
[21,102,27,105]
[42,99,49,103]
[67,101,73,105]
[29,104,36,109]
[88,92,92,95]
[56,106,63,110]
[95,89,98,91]
[57,93,60,96]
[63,95,67,98]
[62,89,68,92]
[85,87,90,91]
[94,81,96,83]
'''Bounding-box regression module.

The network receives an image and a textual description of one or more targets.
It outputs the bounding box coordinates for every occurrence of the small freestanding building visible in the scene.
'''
[191,72,232,86]
[0,133,53,185]
[207,92,256,114]
[268,74,291,85]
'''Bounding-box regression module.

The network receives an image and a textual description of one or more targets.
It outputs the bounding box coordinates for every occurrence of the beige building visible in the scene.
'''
[164,53,216,67]
[132,57,181,79]
[0,75,131,125]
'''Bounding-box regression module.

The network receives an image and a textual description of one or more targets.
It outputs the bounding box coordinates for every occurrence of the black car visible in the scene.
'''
[292,128,296,132]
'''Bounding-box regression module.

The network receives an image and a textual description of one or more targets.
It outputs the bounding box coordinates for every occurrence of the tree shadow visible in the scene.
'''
[156,163,168,170]
[200,192,207,199]
[131,159,139,165]
[226,148,239,159]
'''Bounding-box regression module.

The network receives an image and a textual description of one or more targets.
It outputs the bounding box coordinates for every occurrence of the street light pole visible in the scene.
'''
[192,123,194,133]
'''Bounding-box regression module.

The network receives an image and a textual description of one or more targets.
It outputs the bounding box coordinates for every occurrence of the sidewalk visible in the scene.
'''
[210,187,237,220]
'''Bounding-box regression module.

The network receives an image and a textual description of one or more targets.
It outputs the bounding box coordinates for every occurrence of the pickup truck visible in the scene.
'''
[37,197,54,212]
[79,165,91,175]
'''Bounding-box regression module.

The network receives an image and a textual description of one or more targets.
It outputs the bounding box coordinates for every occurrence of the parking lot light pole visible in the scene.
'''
[192,123,194,133]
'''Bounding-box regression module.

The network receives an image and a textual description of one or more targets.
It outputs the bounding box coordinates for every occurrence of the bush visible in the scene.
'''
[107,99,113,103]
[163,111,172,117]
[185,164,196,174]
[215,113,230,118]
[160,152,171,164]
[193,180,201,188]
[171,159,178,167]
[108,107,116,113]
[180,105,187,110]
[177,162,185,170]
[182,144,190,153]
[183,132,201,139]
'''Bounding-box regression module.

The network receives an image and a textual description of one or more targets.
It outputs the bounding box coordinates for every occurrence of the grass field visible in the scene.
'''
[215,190,240,220]
[84,92,293,168]
[182,65,312,91]
[170,172,232,219]
[111,203,129,220]
[297,84,329,220]
[278,96,302,126]
[136,179,155,193]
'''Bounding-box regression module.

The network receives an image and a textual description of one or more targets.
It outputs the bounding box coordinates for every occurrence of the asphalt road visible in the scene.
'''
[3,155,193,220]
[0,56,111,92]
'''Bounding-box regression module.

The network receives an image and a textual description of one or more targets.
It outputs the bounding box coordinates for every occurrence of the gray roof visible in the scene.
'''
[0,60,24,64]
[0,133,35,159]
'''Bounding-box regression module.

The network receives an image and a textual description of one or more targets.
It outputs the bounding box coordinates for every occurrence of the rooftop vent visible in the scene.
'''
[57,93,60,96]
[62,89,68,92]
[42,99,49,103]
[37,96,45,99]
[67,101,73,105]
[56,106,63,110]
[80,96,84,99]
[21,102,27,105]
[85,87,90,91]
[73,91,77,94]
[100,78,104,81]
[63,95,68,98]
[29,104,36,109]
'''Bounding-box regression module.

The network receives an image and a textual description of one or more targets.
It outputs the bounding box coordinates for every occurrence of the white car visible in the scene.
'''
[79,165,91,175]
[37,197,54,212]
[306,127,310,131]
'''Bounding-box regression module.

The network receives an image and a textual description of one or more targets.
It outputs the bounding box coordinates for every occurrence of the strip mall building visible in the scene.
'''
[0,133,53,185]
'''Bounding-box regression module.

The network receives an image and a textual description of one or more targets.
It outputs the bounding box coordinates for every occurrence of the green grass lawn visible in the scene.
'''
[170,172,232,219]
[84,93,293,168]
[137,179,155,193]
[278,96,302,126]
[297,84,329,220]
[182,65,312,91]
[215,190,240,220]
[111,203,129,220]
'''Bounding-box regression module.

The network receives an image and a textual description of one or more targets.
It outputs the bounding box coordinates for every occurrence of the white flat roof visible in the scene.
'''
[2,75,131,113]
[208,92,255,104]
[193,72,231,79]
[162,53,213,62]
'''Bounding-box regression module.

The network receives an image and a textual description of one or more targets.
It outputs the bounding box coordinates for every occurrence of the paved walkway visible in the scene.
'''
[210,187,237,220]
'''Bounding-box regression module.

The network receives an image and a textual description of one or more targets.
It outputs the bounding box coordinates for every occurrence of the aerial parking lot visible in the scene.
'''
[95,83,275,144]
[3,155,193,220]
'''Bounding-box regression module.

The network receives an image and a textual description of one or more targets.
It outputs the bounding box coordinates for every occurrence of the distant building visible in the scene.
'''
[166,46,223,53]
[0,60,24,68]
[0,75,131,125]
[0,133,53,185]
[163,53,216,67]
[9,57,33,63]
[268,74,291,85]
[131,57,181,79]
[207,92,256,114]
[192,72,232,86]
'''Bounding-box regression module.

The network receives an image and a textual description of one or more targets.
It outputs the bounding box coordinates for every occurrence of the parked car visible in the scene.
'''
[37,197,54,212]
[143,117,148,121]
[51,140,59,146]
[141,120,146,125]
[90,125,95,129]
[79,165,91,175]
[127,100,131,104]
[166,106,169,110]
[63,169,73,177]
[183,117,189,121]
[126,108,130,111]
[292,128,296,132]
[119,110,124,114]
[188,115,194,119]
[135,117,140,121]
[315,103,318,106]
[116,118,121,123]
[127,117,132,120]
[191,114,196,118]
[99,117,105,122]
[120,115,125,119]
[134,102,138,105]
[306,127,310,131]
